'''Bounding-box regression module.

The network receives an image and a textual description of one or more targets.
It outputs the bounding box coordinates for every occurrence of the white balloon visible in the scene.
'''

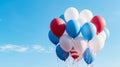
[78,9,93,26]
[59,35,73,52]
[73,36,87,60]
[77,16,87,27]
[64,7,79,22]
[98,31,106,41]
[89,31,106,53]
[80,9,93,21]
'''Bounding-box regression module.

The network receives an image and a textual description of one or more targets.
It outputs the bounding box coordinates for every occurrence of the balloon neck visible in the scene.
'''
[87,41,90,48]
[87,40,90,42]
[87,63,93,67]
[87,64,90,67]
[87,64,91,67]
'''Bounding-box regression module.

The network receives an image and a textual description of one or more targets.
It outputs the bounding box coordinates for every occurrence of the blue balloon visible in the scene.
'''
[83,48,94,64]
[48,30,59,45]
[56,45,69,61]
[59,14,66,23]
[81,22,96,41]
[66,20,80,38]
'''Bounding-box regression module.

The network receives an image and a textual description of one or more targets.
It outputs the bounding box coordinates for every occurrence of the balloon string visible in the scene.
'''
[67,57,70,67]
[70,57,73,67]
[91,63,93,67]
[69,57,71,67]
[77,61,78,67]
[68,58,70,67]
[65,56,71,67]
[79,60,81,67]
[77,60,79,67]
[72,38,75,47]
[56,57,60,67]
[87,64,93,67]
[87,64,90,67]
[66,58,69,67]
[77,60,78,67]
[72,60,75,67]
[87,40,90,48]
[65,61,67,67]
[75,60,77,67]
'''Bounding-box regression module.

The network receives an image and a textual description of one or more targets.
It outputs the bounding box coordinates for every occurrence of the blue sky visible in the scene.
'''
[0,0,120,67]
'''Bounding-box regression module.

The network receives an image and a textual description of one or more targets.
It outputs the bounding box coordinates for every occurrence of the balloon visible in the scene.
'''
[104,27,110,39]
[89,31,106,53]
[73,36,87,60]
[79,9,93,23]
[59,35,73,52]
[59,14,66,23]
[77,16,87,27]
[91,16,106,34]
[56,45,69,61]
[70,48,79,59]
[64,7,79,22]
[48,30,59,45]
[83,48,94,64]
[66,20,80,38]
[81,22,96,41]
[50,18,66,37]
[98,31,106,40]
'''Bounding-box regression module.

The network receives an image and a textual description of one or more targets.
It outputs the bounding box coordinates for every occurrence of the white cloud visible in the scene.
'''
[32,45,55,53]
[45,47,55,53]
[33,45,45,52]
[0,44,28,52]
[0,44,55,53]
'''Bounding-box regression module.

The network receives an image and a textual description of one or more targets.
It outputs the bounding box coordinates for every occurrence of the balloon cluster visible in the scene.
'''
[48,7,110,65]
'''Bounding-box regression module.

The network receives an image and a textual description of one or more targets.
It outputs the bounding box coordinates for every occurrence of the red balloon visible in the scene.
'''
[91,16,106,34]
[70,49,79,59]
[50,18,66,37]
